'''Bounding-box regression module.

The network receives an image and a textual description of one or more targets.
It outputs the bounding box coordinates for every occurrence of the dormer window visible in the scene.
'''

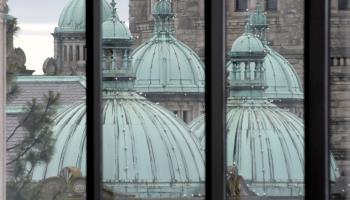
[266,0,278,11]
[236,0,248,11]
[339,0,350,10]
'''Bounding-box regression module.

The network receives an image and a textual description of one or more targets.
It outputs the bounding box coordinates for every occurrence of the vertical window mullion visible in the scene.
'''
[305,0,329,199]
[86,0,102,199]
[205,0,226,199]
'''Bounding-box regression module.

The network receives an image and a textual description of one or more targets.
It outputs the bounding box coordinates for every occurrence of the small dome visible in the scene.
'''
[56,0,112,33]
[31,92,204,197]
[227,45,303,100]
[230,33,265,54]
[189,100,340,196]
[102,17,132,40]
[131,34,205,93]
[153,0,173,16]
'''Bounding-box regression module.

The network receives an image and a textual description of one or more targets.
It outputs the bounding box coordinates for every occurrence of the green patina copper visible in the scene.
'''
[55,0,112,33]
[131,0,205,94]
[102,0,132,40]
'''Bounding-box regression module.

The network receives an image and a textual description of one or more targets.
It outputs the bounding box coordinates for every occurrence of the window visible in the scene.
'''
[64,45,67,61]
[339,0,350,10]
[0,0,340,199]
[266,0,278,10]
[236,0,248,11]
[76,45,80,61]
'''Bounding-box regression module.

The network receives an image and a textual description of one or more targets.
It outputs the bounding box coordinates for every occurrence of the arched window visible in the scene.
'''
[339,0,350,10]
[236,0,248,11]
[266,0,278,11]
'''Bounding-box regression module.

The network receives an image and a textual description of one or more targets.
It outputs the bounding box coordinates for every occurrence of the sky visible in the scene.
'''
[7,0,130,74]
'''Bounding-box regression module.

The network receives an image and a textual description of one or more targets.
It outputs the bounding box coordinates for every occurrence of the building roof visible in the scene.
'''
[189,100,340,197]
[31,91,205,197]
[7,76,86,108]
[56,0,112,33]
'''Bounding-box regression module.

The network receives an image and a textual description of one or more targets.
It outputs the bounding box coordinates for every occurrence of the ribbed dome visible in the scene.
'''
[189,100,340,196]
[227,45,304,100]
[56,0,112,33]
[262,46,303,99]
[31,92,205,197]
[102,17,132,40]
[230,33,265,54]
[131,33,205,93]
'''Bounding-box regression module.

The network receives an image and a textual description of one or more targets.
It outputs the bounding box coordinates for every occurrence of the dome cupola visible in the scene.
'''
[56,0,112,33]
[230,25,266,56]
[102,0,133,40]
[227,8,303,100]
[131,0,205,93]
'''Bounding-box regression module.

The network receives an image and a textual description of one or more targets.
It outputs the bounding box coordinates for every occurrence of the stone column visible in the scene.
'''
[0,0,6,198]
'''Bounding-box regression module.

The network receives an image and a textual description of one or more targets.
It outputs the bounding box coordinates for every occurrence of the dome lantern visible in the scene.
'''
[228,24,268,98]
[248,1,268,42]
[152,0,174,34]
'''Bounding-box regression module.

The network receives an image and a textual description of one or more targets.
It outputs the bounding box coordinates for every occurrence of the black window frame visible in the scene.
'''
[85,0,330,199]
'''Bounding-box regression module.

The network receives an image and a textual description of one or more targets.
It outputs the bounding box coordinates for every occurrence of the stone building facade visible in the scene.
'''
[129,0,350,182]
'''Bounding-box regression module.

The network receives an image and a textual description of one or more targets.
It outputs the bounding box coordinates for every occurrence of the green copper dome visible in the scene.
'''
[31,92,205,197]
[102,0,132,40]
[228,34,303,100]
[131,33,205,93]
[131,0,204,93]
[230,32,266,55]
[190,100,340,196]
[56,0,112,33]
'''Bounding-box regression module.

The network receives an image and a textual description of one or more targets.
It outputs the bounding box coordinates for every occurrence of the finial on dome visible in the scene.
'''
[152,0,174,34]
[110,0,117,19]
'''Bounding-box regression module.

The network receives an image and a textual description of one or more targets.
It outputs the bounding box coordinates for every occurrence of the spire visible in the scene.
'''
[248,0,268,42]
[110,0,118,20]
[152,0,174,34]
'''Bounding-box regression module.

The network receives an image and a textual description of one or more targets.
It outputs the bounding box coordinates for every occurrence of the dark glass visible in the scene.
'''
[236,0,248,11]
[339,0,350,10]
[266,0,278,10]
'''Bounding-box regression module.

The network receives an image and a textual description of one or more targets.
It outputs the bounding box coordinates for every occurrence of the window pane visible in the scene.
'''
[339,0,350,10]
[236,0,248,11]
[330,1,350,198]
[266,0,278,11]
[5,0,87,199]
[226,0,312,198]
[101,0,205,198]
